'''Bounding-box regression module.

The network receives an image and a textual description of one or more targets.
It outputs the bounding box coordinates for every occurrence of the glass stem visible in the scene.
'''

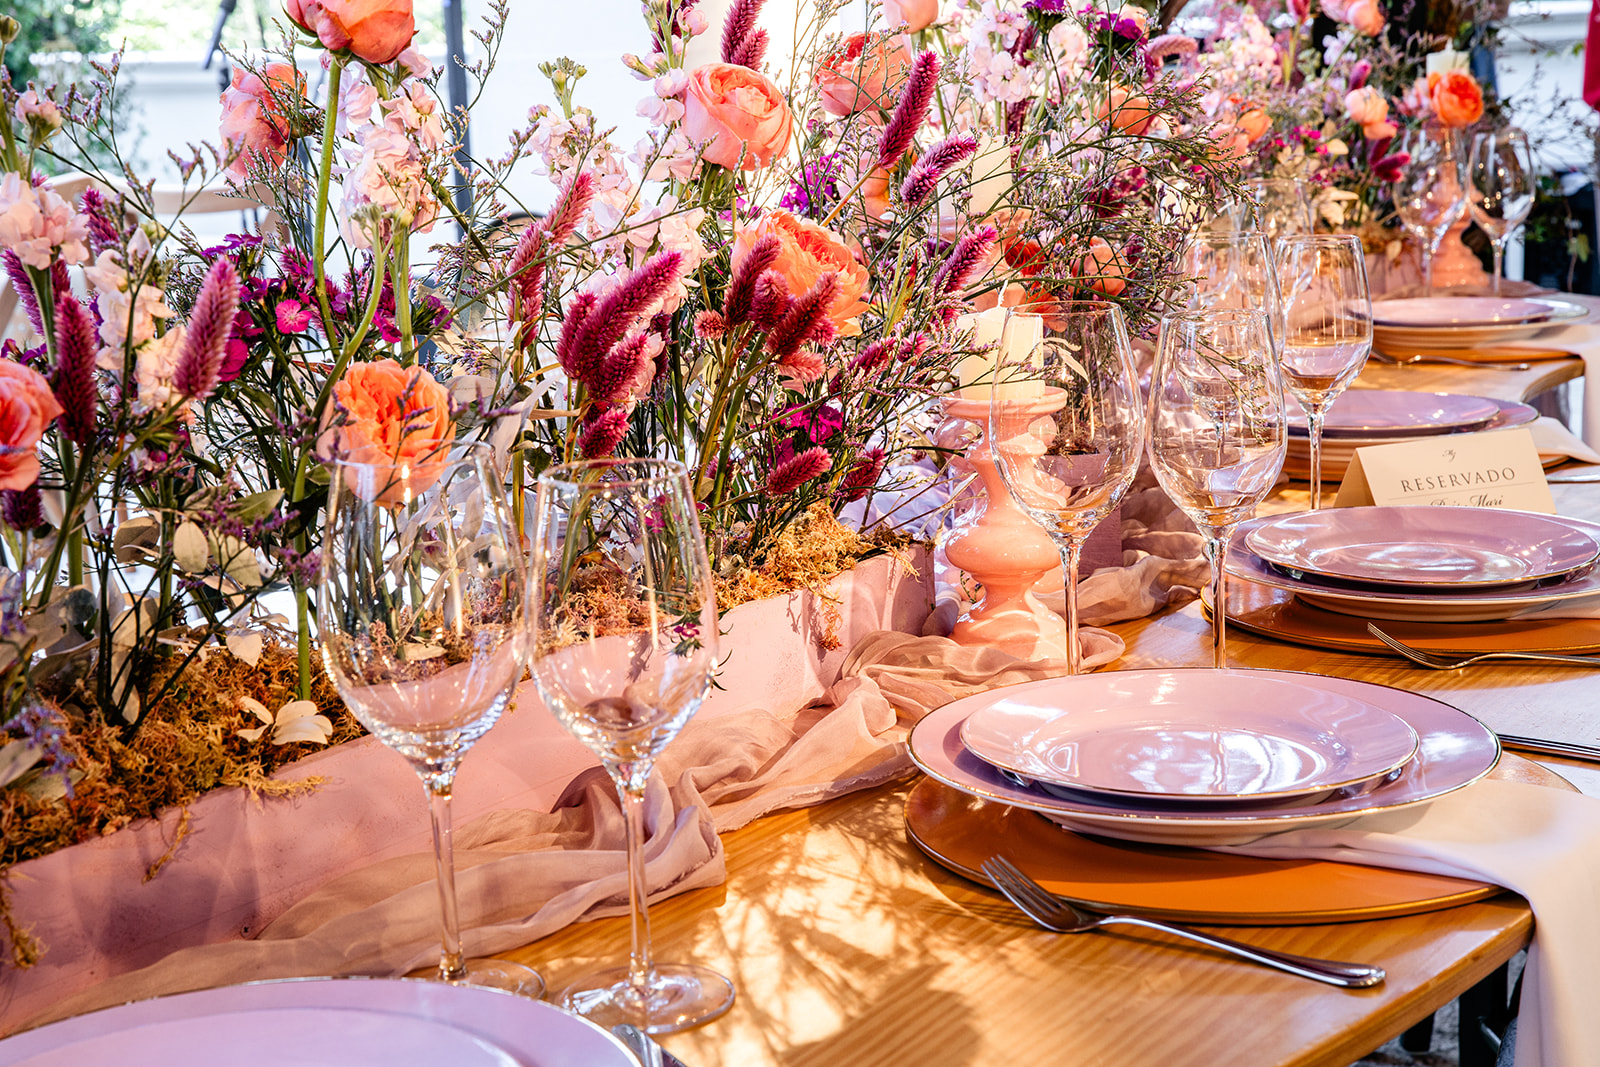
[1061,538,1084,676]
[1421,243,1435,291]
[1491,240,1505,297]
[619,780,657,994]
[426,774,467,982]
[1201,530,1230,669]
[1307,410,1325,511]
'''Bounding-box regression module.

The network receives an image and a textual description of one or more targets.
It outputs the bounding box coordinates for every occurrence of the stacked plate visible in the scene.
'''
[1226,506,1600,622]
[1284,390,1540,481]
[1372,296,1593,360]
[906,667,1501,846]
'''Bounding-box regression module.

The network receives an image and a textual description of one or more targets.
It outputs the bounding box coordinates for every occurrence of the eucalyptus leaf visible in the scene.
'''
[113,517,161,564]
[0,739,43,790]
[226,632,263,667]
[230,489,285,523]
[240,696,273,725]
[173,521,210,572]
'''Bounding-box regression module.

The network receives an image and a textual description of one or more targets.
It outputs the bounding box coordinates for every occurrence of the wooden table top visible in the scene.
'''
[500,363,1599,1067]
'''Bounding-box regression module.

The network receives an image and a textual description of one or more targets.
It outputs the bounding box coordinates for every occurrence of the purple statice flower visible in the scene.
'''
[5,700,73,798]
[78,188,124,255]
[778,153,845,220]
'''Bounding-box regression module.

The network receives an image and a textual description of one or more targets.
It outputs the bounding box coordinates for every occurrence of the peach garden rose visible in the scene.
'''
[682,63,794,171]
[0,360,64,492]
[321,359,456,505]
[881,0,940,32]
[732,209,871,335]
[285,0,415,65]
[815,32,911,118]
[219,62,304,178]
[1427,70,1484,128]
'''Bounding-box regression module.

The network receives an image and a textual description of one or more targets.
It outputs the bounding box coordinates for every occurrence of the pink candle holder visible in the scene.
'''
[937,394,1068,661]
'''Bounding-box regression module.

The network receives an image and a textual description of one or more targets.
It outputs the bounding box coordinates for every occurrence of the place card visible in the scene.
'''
[1333,427,1556,512]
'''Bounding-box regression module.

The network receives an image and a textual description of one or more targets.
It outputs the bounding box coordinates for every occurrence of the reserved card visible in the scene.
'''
[1333,428,1556,512]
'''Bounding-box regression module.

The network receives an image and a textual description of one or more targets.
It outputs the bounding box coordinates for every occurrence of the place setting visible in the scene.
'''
[1371,294,1596,362]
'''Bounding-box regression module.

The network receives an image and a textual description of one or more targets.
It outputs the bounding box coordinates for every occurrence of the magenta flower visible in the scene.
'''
[174,257,242,400]
[877,51,940,170]
[577,405,630,458]
[50,292,97,445]
[764,445,830,495]
[276,298,314,333]
[721,0,769,69]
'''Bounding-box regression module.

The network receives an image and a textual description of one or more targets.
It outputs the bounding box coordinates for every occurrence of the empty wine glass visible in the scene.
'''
[1180,231,1283,353]
[1274,233,1372,509]
[1467,127,1537,296]
[1393,128,1466,292]
[1243,177,1314,244]
[989,301,1146,675]
[1147,309,1287,667]
[527,458,733,1034]
[319,443,544,997]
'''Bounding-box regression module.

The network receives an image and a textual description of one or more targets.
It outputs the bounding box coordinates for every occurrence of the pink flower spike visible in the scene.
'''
[563,252,683,382]
[2,251,45,337]
[877,51,940,171]
[933,225,998,295]
[543,171,596,250]
[766,273,839,360]
[724,232,782,325]
[764,445,830,495]
[174,257,242,401]
[720,0,767,65]
[730,29,769,70]
[51,292,98,445]
[577,405,630,458]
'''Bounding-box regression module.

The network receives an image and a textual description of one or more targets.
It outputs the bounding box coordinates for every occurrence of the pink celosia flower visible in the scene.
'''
[174,257,242,400]
[50,293,98,445]
[0,173,90,270]
[764,446,831,495]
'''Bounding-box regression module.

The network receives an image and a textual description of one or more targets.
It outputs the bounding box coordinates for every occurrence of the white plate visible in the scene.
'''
[959,672,1418,803]
[1227,512,1600,622]
[1287,390,1501,438]
[1244,506,1600,589]
[1371,297,1553,327]
[0,978,638,1067]
[908,669,1499,846]
[1374,298,1593,353]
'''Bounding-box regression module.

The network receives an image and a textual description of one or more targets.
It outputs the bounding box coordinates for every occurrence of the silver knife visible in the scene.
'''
[612,1023,690,1067]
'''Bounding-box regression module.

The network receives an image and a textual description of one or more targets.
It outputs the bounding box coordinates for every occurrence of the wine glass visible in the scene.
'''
[1274,233,1372,509]
[1180,231,1283,353]
[989,301,1146,675]
[1243,177,1314,244]
[1147,308,1286,668]
[526,458,733,1034]
[1467,127,1537,296]
[1393,128,1466,292]
[319,443,544,997]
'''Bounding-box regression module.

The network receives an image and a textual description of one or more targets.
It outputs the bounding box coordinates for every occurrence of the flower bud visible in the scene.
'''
[0,17,19,43]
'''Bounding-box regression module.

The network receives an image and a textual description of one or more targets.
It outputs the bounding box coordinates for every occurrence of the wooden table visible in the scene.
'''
[500,368,1599,1067]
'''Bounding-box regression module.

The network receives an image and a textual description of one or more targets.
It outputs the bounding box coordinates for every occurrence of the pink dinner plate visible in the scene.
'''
[0,978,637,1067]
[1245,506,1600,589]
[1287,390,1500,438]
[1371,297,1552,327]
[907,669,1499,847]
[959,672,1418,804]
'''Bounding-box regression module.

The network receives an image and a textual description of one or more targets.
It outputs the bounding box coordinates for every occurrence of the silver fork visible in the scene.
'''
[1366,623,1600,669]
[1369,351,1532,371]
[980,856,1385,988]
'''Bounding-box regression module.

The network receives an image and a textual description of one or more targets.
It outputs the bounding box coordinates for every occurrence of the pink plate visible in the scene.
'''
[0,978,637,1067]
[1287,390,1501,438]
[1245,506,1600,589]
[908,669,1499,847]
[959,672,1418,803]
[1371,297,1552,327]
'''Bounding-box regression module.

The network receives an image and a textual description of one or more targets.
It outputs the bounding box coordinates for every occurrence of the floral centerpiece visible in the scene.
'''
[0,0,1229,970]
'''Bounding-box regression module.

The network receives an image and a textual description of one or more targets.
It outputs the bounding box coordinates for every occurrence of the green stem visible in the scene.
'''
[311,58,347,348]
[392,227,414,364]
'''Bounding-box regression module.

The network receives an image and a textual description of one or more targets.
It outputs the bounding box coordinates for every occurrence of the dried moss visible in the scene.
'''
[716,503,914,610]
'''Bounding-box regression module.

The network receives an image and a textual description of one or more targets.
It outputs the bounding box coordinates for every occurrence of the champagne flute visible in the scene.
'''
[1467,127,1537,297]
[1148,309,1286,667]
[989,301,1146,675]
[1274,233,1372,509]
[527,458,733,1034]
[1393,128,1466,291]
[319,443,544,997]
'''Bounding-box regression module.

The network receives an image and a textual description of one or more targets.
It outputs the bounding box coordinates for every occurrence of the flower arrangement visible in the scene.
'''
[0,0,1229,942]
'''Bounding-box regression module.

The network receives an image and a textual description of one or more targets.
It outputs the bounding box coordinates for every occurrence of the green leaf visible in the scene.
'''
[173,521,209,573]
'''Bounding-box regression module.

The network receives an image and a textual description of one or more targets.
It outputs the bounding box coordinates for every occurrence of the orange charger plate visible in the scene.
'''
[906,754,1573,926]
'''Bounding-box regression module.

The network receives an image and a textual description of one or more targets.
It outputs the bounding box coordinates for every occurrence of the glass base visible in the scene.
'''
[559,963,735,1034]
[450,958,546,999]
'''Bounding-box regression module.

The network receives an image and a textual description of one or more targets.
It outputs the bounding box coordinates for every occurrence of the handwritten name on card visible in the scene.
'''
[1333,428,1556,512]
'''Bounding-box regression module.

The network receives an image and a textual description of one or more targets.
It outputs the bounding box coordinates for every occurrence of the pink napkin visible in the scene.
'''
[1219,778,1600,1067]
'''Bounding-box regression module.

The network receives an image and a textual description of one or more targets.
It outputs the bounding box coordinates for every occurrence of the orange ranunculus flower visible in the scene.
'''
[682,63,794,171]
[1097,87,1154,136]
[1073,237,1127,297]
[1427,70,1484,128]
[732,209,871,335]
[219,62,304,178]
[881,0,940,32]
[0,360,63,492]
[321,359,456,505]
[284,0,415,65]
[815,32,911,118]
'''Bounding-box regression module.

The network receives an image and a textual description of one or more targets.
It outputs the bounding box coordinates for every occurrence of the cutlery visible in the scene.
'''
[1369,351,1531,371]
[979,856,1386,988]
[612,1023,691,1067]
[1366,624,1600,669]
[1494,734,1600,763]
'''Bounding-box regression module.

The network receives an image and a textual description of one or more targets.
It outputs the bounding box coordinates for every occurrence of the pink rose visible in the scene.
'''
[1072,237,1127,297]
[881,0,940,32]
[1320,0,1352,20]
[219,62,304,178]
[815,32,911,117]
[682,63,794,170]
[1345,0,1385,34]
[284,0,415,64]
[0,360,63,491]
[732,209,871,334]
[1097,87,1153,135]
[1343,86,1388,127]
[321,358,456,505]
